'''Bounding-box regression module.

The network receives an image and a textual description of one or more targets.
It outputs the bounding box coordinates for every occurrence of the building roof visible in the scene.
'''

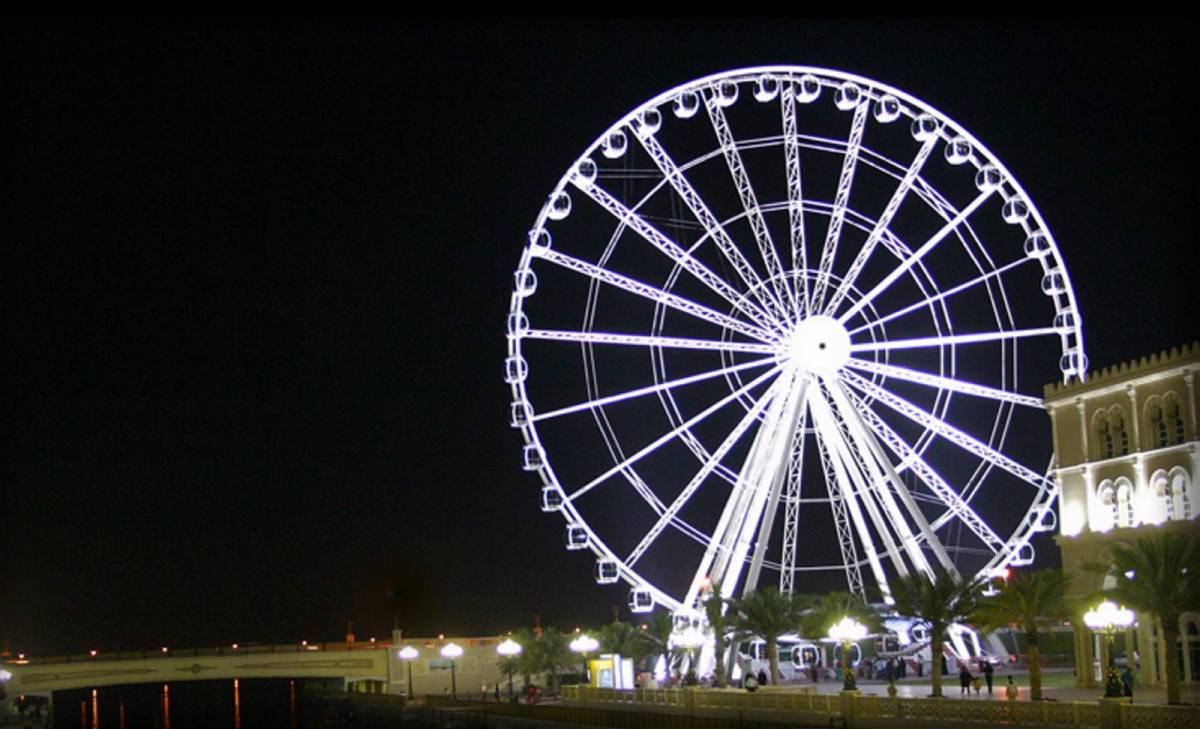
[1043,341,1200,402]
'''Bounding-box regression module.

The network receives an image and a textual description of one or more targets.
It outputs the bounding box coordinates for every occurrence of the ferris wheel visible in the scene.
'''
[504,67,1085,620]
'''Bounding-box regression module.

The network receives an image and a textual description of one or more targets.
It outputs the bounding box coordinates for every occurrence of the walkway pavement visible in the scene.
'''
[795,669,1199,705]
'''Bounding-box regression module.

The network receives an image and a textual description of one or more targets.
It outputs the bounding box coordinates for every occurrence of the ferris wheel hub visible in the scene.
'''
[784,315,850,376]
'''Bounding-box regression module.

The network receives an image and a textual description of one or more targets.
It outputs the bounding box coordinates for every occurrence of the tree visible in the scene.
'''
[890,567,982,697]
[973,569,1071,701]
[532,628,578,692]
[731,587,806,684]
[1085,533,1200,705]
[703,586,746,688]
[509,627,541,689]
[599,620,657,666]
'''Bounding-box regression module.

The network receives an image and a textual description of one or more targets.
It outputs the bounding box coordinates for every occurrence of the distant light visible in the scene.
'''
[369,637,376,643]
[162,647,169,653]
[398,646,419,660]
[496,639,522,657]
[17,654,25,660]
[570,635,599,654]
[301,640,308,646]
[90,650,98,657]
[438,634,445,640]
[232,644,239,650]
[0,670,12,682]
[1125,570,1135,579]
[440,642,464,659]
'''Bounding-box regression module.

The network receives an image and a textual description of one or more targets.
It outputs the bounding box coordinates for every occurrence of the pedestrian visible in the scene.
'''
[744,673,758,692]
[983,660,994,695]
[1005,675,1018,700]
[1120,667,1134,698]
[494,684,501,702]
[959,665,973,696]
[757,668,768,686]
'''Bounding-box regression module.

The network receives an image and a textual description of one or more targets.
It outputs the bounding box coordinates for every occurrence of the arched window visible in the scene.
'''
[1095,481,1117,532]
[1113,412,1130,456]
[1165,395,1186,445]
[1147,471,1171,525]
[1116,479,1136,528]
[1169,468,1192,521]
[1094,410,1116,459]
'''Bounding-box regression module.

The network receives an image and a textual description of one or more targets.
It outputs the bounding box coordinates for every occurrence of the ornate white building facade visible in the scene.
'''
[1046,342,1200,688]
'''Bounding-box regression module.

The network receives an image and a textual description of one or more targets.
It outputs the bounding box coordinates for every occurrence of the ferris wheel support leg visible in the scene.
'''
[808,392,895,604]
[813,427,866,598]
[778,409,810,594]
[811,386,913,580]
[706,374,809,604]
[825,379,956,576]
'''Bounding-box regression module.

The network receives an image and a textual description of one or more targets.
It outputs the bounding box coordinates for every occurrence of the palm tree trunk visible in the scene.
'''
[1162,622,1182,704]
[714,637,727,689]
[1028,630,1043,701]
[768,638,779,685]
[931,632,944,697]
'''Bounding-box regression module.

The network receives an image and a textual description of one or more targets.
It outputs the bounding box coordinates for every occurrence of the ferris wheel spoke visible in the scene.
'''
[624,384,776,568]
[533,356,774,423]
[844,358,1043,408]
[523,329,776,356]
[823,134,939,318]
[811,100,870,310]
[635,133,790,320]
[849,257,1031,336]
[780,84,810,315]
[838,189,995,324]
[532,246,775,343]
[704,95,793,315]
[844,390,1005,553]
[842,370,1052,492]
[566,365,781,502]
[778,405,809,594]
[848,326,1060,354]
[572,179,776,327]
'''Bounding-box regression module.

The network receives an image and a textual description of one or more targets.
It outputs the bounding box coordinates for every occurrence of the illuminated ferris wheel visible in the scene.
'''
[504,67,1085,619]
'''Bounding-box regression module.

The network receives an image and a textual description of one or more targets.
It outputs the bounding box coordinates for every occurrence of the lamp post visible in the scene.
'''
[675,626,707,684]
[569,635,599,685]
[1084,601,1134,698]
[398,646,419,698]
[828,617,867,692]
[441,642,463,698]
[496,638,523,701]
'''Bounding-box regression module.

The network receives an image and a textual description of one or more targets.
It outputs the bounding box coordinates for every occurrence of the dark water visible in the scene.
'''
[52,679,331,729]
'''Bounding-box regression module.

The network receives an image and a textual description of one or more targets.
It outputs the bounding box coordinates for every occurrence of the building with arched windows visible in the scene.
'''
[1046,342,1200,688]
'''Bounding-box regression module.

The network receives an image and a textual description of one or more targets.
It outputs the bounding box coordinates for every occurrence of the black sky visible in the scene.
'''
[3,19,1195,656]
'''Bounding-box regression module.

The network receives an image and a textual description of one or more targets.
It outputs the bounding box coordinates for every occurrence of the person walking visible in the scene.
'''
[757,668,768,687]
[983,661,994,695]
[959,665,973,696]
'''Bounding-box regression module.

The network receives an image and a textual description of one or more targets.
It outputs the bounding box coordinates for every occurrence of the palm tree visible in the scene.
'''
[510,627,541,689]
[798,591,883,639]
[890,567,982,697]
[731,587,806,684]
[532,628,577,693]
[702,587,746,688]
[1085,533,1200,705]
[973,569,1071,701]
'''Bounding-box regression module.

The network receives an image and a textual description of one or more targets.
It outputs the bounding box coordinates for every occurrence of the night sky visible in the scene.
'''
[3,19,1195,656]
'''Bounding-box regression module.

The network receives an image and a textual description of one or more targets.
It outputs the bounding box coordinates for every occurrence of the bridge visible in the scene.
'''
[1,642,390,696]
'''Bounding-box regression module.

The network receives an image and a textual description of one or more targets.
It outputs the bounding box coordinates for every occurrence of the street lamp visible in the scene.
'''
[675,626,707,683]
[569,634,599,685]
[398,646,419,698]
[828,617,867,692]
[1084,601,1134,698]
[441,642,463,698]
[496,638,523,701]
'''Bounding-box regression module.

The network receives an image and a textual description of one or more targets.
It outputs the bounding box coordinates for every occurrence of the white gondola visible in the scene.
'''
[540,486,563,512]
[565,524,588,550]
[628,588,654,613]
[521,445,544,471]
[593,558,619,584]
[1009,542,1036,566]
